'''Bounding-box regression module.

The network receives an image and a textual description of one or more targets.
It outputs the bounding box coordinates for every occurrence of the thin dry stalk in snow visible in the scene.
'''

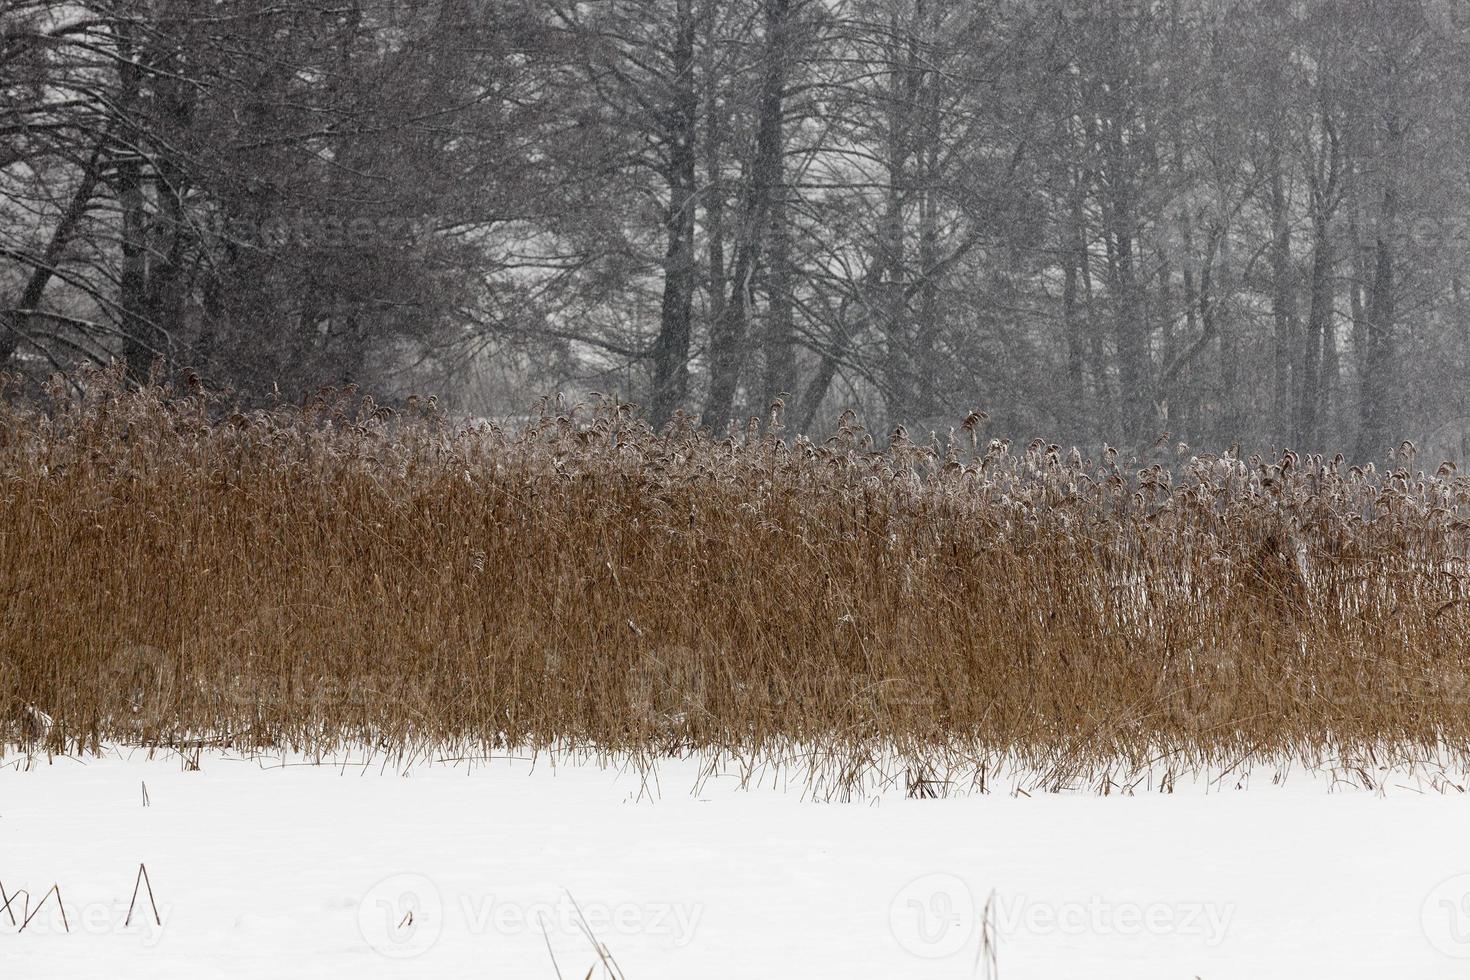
[125,863,160,928]
[18,883,67,934]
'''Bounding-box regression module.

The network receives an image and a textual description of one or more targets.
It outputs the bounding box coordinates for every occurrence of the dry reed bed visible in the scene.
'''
[3,366,1470,789]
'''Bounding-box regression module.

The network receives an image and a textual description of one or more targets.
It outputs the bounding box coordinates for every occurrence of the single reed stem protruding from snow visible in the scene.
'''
[126,863,160,927]
[977,889,999,980]
[0,881,17,926]
[18,883,66,933]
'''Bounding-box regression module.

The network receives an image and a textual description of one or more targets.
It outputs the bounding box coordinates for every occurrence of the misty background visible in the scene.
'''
[3,0,1469,462]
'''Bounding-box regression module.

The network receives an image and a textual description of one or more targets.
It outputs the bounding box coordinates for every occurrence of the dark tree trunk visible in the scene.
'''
[118,155,154,380]
[1,143,107,367]
[759,4,795,414]
[649,0,699,427]
[1112,227,1151,446]
[702,2,727,335]
[761,170,794,412]
[1062,240,1086,440]
[1268,152,1298,446]
[1296,108,1340,451]
[702,0,789,428]
[1355,112,1402,463]
[911,37,943,422]
[1297,214,1332,449]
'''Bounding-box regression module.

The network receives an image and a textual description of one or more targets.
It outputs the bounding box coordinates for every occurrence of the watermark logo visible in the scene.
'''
[355,878,702,959]
[626,645,709,730]
[1,894,170,946]
[105,643,177,720]
[889,873,977,958]
[889,875,1234,959]
[459,893,703,948]
[1422,874,1470,958]
[357,873,443,959]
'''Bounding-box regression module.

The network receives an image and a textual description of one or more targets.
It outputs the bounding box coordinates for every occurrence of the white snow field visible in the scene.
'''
[5,748,1470,978]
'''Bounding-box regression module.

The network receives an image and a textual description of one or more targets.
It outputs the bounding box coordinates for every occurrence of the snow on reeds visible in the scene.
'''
[3,364,1470,792]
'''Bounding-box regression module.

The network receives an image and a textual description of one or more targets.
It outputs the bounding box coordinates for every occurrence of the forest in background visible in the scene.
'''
[4,0,1470,461]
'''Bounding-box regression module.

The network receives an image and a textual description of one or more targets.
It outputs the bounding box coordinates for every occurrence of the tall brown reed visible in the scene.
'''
[3,365,1470,790]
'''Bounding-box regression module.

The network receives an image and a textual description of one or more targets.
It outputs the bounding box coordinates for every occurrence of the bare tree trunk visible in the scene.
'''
[1111,225,1150,445]
[117,22,155,381]
[796,312,849,434]
[703,0,790,427]
[796,258,886,434]
[702,0,727,334]
[1,141,108,367]
[760,170,794,411]
[1297,212,1332,449]
[1215,230,1243,448]
[911,39,943,422]
[1296,109,1340,450]
[760,1,795,413]
[1355,110,1402,462]
[875,10,915,427]
[146,65,194,357]
[650,0,699,427]
[1268,150,1298,446]
[1062,234,1087,440]
[1080,204,1114,439]
[1097,42,1151,447]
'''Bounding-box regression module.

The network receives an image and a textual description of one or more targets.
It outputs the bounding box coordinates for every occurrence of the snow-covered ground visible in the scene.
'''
[5,747,1470,978]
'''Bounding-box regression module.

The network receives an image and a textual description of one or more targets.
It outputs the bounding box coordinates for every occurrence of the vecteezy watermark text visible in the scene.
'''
[358,873,704,959]
[889,873,1234,959]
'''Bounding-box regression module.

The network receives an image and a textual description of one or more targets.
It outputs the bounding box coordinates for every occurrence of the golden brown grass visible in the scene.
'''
[3,365,1470,791]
